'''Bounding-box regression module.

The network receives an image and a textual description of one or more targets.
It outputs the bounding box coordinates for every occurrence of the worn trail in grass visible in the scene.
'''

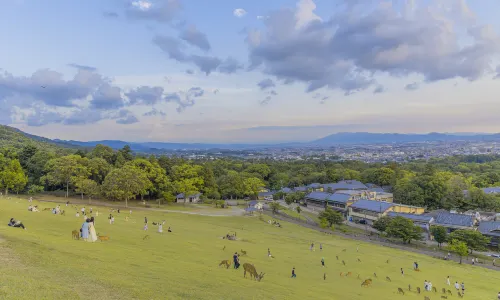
[0,197,498,300]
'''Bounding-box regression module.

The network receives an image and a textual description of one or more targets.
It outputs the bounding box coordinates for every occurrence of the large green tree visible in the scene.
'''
[430,226,448,248]
[243,177,265,199]
[43,155,88,197]
[448,239,468,264]
[448,229,490,254]
[386,216,423,244]
[102,165,151,207]
[0,157,27,195]
[319,208,344,227]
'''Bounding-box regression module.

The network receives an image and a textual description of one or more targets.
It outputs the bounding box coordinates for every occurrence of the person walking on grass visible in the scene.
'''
[310,242,314,251]
[446,276,450,286]
[291,267,296,278]
[461,282,465,295]
[321,257,325,267]
[320,243,323,251]
[401,268,404,276]
[455,281,460,291]
[144,223,148,231]
[268,248,272,257]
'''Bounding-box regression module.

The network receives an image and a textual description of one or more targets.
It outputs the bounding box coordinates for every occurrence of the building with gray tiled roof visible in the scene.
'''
[434,212,475,232]
[478,221,500,247]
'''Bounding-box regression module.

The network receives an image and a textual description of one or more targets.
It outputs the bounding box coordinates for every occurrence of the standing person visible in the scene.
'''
[158,223,163,234]
[424,280,428,291]
[428,281,433,292]
[117,209,120,213]
[461,282,465,295]
[401,268,404,276]
[66,200,69,207]
[471,257,475,265]
[144,217,148,224]
[310,242,314,251]
[455,281,460,291]
[291,267,296,278]
[81,219,90,241]
[268,248,272,257]
[321,257,325,267]
[111,215,115,224]
[446,276,451,286]
[81,207,86,216]
[447,252,451,259]
[320,243,323,251]
[415,262,419,270]
[90,208,93,214]
[144,222,148,231]
[233,252,239,269]
[88,217,97,242]
[493,258,496,266]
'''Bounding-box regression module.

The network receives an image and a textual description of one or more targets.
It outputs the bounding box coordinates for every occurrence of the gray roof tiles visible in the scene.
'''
[434,212,474,227]
[387,212,433,222]
[478,221,500,237]
[350,200,394,212]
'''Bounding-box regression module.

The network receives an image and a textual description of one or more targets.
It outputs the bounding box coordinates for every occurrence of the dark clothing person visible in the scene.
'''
[145,217,148,224]
[8,218,26,229]
[291,268,296,278]
[233,253,239,269]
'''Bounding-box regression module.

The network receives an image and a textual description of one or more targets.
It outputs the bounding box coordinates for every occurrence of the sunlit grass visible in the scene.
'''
[0,197,498,300]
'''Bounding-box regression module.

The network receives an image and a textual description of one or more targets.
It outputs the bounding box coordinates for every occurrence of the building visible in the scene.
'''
[433,212,475,233]
[478,221,500,247]
[293,186,309,192]
[372,192,394,202]
[176,193,202,203]
[326,193,357,215]
[335,190,369,200]
[322,180,368,192]
[280,187,292,194]
[307,183,323,191]
[387,212,434,231]
[248,200,264,210]
[304,192,330,208]
[258,191,275,201]
[348,200,395,224]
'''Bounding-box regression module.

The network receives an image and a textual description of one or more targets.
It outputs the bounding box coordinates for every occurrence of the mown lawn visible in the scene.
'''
[0,197,498,300]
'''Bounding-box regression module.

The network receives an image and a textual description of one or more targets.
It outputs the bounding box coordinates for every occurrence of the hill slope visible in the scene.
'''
[0,125,79,152]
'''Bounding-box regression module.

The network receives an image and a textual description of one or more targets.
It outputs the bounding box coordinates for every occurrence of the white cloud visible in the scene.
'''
[131,0,152,11]
[233,8,247,18]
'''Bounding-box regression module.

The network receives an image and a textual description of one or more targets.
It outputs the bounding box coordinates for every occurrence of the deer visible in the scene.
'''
[323,273,326,280]
[345,272,352,277]
[357,258,361,262]
[342,260,346,266]
[458,292,463,298]
[441,296,448,299]
[432,286,437,293]
[219,260,231,269]
[397,288,404,295]
[240,249,247,256]
[442,288,446,294]
[97,234,109,242]
[386,276,391,282]
[408,284,411,291]
[417,287,421,294]
[242,263,264,281]
[373,272,377,278]
[361,279,372,287]
[447,290,452,295]
[336,256,339,260]
[71,230,79,240]
[143,235,150,240]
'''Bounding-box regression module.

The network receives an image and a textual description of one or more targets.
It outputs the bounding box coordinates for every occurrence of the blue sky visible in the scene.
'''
[1,0,500,143]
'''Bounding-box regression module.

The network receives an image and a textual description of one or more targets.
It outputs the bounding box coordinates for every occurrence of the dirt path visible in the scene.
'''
[263,211,500,272]
[25,197,245,217]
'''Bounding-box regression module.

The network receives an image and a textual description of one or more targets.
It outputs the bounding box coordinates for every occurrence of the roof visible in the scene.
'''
[249,200,259,206]
[326,193,351,203]
[308,183,321,188]
[323,180,367,191]
[245,207,258,212]
[280,187,292,193]
[478,221,500,237]
[350,200,394,212]
[482,187,500,194]
[434,212,474,227]
[336,190,364,196]
[176,193,201,198]
[258,191,275,197]
[387,212,433,222]
[371,187,385,193]
[294,186,309,192]
[306,192,330,201]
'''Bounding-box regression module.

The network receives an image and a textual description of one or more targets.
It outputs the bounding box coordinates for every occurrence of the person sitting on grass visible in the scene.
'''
[8,218,26,230]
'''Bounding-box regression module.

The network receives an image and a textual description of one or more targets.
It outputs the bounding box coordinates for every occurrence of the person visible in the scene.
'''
[29,197,32,203]
[321,257,325,267]
[424,280,428,291]
[90,208,93,214]
[32,206,39,212]
[268,248,272,257]
[144,223,148,231]
[310,243,314,251]
[428,281,433,292]
[446,276,450,286]
[66,200,69,207]
[401,268,404,276]
[415,262,419,269]
[76,212,80,217]
[28,205,32,211]
[413,262,417,270]
[129,210,132,215]
[461,282,465,295]
[81,219,90,241]
[55,205,60,214]
[110,215,115,224]
[291,267,296,278]
[455,281,460,291]
[117,209,120,213]
[81,207,85,215]
[497,291,500,299]
[320,243,323,251]
[233,252,239,269]
[158,223,163,234]
[8,218,26,230]
[471,257,475,265]
[447,252,451,259]
[494,258,496,266]
[145,217,148,224]
[88,217,97,242]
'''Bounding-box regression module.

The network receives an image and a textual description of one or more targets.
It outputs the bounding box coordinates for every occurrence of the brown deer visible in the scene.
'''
[397,288,404,295]
[361,279,371,287]
[447,290,452,295]
[441,296,448,299]
[345,272,352,277]
[72,230,79,240]
[219,260,231,269]
[240,249,247,256]
[242,263,264,281]
[417,287,421,294]
[97,235,109,242]
[386,276,391,282]
[424,297,430,300]
[432,286,437,293]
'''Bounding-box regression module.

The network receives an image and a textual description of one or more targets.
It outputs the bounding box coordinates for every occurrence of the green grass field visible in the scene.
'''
[0,197,498,300]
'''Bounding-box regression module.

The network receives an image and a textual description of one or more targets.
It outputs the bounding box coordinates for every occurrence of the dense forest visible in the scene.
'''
[1,125,500,211]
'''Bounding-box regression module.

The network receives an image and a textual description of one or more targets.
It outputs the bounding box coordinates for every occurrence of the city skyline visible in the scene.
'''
[2,0,500,143]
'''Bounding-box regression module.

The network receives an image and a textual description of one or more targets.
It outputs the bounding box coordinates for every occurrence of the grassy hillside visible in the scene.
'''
[0,197,498,300]
[0,125,78,153]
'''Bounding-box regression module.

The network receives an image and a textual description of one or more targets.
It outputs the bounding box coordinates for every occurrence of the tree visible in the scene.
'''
[386,217,423,244]
[75,179,100,204]
[27,184,44,195]
[217,170,244,199]
[243,177,265,199]
[0,158,28,195]
[448,239,468,264]
[373,216,391,232]
[171,164,204,205]
[269,201,281,214]
[43,155,88,197]
[126,159,170,199]
[430,226,448,248]
[88,144,115,164]
[448,230,490,254]
[102,165,151,207]
[393,176,425,206]
[318,208,343,227]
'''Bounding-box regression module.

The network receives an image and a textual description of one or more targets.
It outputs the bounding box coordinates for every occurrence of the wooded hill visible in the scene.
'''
[0,125,78,153]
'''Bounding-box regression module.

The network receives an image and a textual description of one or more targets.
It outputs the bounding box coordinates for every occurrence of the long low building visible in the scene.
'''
[348,200,425,225]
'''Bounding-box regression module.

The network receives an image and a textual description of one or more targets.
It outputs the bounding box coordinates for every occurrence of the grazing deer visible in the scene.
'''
[240,249,247,256]
[345,272,352,277]
[357,258,361,262]
[97,235,109,242]
[424,297,430,300]
[397,288,404,295]
[432,287,437,293]
[442,288,446,294]
[441,296,448,299]
[242,263,264,281]
[219,260,231,269]
[336,256,339,260]
[373,272,377,278]
[447,290,452,295]
[417,287,421,294]
[71,230,79,240]
[361,279,371,287]
[386,276,391,282]
[342,260,346,266]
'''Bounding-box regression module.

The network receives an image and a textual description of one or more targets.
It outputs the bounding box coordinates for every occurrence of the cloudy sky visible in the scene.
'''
[1,0,500,144]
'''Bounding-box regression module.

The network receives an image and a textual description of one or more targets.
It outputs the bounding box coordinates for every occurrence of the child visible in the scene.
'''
[291,267,296,278]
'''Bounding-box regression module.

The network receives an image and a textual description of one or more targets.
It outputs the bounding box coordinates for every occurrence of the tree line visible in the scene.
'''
[1,143,500,211]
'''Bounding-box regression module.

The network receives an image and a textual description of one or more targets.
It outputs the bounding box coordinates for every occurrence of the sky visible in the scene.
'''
[1,0,500,144]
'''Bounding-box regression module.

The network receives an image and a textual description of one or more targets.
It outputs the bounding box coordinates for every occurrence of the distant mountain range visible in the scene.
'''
[54,132,500,152]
